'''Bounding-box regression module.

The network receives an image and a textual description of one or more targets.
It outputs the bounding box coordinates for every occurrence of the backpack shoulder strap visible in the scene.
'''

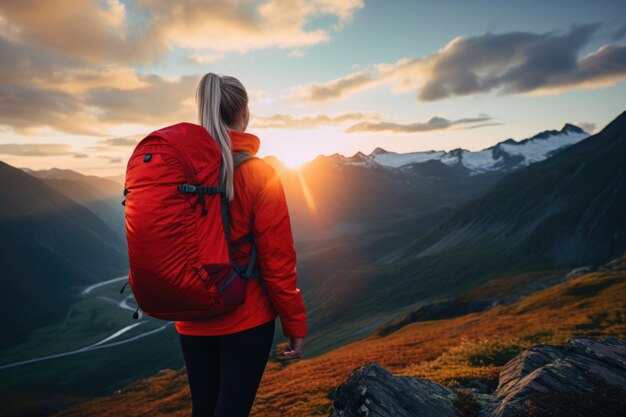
[222,151,263,280]
[233,151,258,170]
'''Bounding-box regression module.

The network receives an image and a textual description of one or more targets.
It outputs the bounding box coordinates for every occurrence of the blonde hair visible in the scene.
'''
[196,73,248,202]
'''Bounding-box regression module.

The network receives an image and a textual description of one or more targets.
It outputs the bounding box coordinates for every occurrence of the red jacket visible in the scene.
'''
[174,130,308,339]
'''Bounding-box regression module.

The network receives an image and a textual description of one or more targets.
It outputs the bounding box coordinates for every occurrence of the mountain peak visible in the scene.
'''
[448,147,468,154]
[370,147,389,156]
[529,124,586,141]
[561,123,585,134]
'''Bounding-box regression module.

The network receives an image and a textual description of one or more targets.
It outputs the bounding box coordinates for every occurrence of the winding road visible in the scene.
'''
[0,275,172,370]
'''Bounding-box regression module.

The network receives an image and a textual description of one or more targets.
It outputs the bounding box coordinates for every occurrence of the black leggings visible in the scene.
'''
[178,319,276,417]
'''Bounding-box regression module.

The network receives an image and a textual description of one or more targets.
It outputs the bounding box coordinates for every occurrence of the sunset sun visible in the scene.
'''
[278,151,313,169]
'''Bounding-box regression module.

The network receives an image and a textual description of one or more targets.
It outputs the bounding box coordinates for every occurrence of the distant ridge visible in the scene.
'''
[326,123,588,174]
[0,161,127,347]
[410,111,626,265]
[25,168,126,239]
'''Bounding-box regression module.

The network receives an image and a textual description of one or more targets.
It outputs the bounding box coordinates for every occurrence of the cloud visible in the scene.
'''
[146,0,363,53]
[248,89,274,105]
[0,0,363,64]
[576,121,596,133]
[0,37,73,86]
[290,68,380,102]
[0,0,363,141]
[464,122,503,130]
[73,153,89,158]
[0,71,199,134]
[82,74,198,125]
[187,54,226,64]
[613,24,626,41]
[0,143,72,156]
[0,86,100,135]
[0,0,156,65]
[98,155,123,164]
[33,65,150,94]
[0,7,209,135]
[251,112,378,129]
[291,24,626,103]
[345,115,493,133]
[0,37,150,134]
[97,136,142,147]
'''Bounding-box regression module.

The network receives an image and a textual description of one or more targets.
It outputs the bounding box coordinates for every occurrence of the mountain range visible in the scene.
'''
[332,123,587,174]
[274,114,624,354]
[273,123,588,240]
[407,113,626,265]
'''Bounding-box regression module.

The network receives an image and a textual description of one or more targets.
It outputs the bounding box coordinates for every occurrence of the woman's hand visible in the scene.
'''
[283,337,305,360]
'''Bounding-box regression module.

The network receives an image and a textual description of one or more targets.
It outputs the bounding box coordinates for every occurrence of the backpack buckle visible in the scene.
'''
[178,184,198,193]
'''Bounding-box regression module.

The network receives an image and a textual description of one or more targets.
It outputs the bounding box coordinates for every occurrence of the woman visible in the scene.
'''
[175,73,308,417]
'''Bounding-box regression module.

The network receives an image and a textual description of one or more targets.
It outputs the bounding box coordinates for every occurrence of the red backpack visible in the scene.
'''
[121,122,261,321]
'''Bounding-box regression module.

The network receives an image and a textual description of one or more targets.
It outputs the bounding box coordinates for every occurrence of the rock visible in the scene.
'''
[494,336,626,417]
[329,362,458,417]
[495,344,567,398]
[565,265,595,279]
[329,337,626,417]
[603,256,625,270]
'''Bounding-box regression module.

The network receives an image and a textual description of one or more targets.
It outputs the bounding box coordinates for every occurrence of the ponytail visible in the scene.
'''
[196,73,248,202]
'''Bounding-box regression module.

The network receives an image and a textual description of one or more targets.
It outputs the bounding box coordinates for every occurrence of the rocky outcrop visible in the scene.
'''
[328,336,626,417]
[329,363,458,417]
[493,336,626,417]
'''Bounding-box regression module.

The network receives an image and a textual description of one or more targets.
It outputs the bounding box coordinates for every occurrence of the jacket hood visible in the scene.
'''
[229,130,260,155]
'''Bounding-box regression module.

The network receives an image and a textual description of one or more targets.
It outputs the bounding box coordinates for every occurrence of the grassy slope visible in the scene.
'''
[52,254,626,417]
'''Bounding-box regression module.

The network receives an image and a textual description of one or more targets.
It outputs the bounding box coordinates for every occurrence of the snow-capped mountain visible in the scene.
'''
[332,124,588,175]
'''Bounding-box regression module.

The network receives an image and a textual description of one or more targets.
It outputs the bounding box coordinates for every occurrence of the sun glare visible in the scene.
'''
[297,170,317,213]
[257,127,345,169]
[277,151,314,169]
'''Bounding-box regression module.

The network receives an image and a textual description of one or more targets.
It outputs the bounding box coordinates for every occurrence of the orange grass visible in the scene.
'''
[56,260,626,417]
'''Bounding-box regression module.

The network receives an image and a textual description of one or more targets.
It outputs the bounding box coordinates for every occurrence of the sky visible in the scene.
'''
[0,0,625,174]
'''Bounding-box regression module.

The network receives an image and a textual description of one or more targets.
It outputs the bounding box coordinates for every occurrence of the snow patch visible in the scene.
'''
[372,151,445,168]
[500,132,587,166]
[460,149,501,172]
